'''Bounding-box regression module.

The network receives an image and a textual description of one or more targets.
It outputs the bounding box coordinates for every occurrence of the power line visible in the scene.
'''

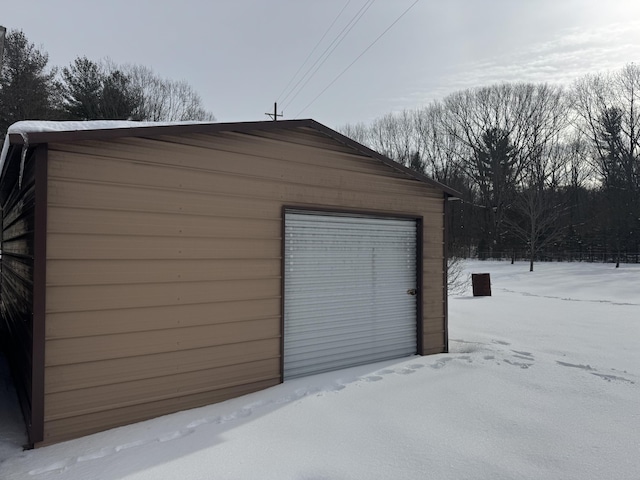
[280,0,376,111]
[294,0,420,119]
[282,0,375,110]
[276,0,352,103]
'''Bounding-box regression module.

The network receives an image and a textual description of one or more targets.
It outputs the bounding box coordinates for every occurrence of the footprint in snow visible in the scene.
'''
[504,359,533,369]
[430,357,453,369]
[556,361,595,371]
[590,372,635,384]
[512,354,535,361]
[29,457,79,476]
[234,408,253,419]
[556,361,634,384]
[158,429,194,443]
[77,448,114,462]
[512,350,534,358]
[187,418,209,429]
[397,368,416,375]
[220,406,251,423]
[114,439,151,452]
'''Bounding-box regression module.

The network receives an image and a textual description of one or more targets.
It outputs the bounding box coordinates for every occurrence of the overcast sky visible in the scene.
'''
[3,0,640,128]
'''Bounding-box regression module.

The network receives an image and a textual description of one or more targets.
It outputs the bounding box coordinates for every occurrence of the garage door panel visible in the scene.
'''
[286,322,418,345]
[284,212,418,379]
[287,338,417,363]
[286,342,416,378]
[284,306,417,329]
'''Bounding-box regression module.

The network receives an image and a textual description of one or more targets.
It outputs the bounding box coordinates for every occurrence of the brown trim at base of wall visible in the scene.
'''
[443,194,450,354]
[416,216,424,355]
[31,144,48,445]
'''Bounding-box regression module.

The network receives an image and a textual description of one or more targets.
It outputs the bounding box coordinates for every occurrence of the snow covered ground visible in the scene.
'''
[0,260,638,479]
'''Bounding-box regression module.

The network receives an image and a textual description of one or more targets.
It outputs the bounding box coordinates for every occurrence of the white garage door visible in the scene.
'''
[284,211,418,379]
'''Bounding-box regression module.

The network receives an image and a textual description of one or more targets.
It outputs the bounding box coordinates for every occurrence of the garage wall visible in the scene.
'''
[0,147,43,443]
[42,126,446,445]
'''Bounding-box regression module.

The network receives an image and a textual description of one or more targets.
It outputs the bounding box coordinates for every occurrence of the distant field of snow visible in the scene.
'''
[0,260,638,479]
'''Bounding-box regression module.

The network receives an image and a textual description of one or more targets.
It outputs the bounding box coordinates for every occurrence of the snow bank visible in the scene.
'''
[0,356,25,462]
[0,261,638,479]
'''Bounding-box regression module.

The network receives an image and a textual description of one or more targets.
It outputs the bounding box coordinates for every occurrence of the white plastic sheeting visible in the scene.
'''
[284,211,418,379]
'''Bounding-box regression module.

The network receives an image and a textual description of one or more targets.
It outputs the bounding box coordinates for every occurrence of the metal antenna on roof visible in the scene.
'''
[265,102,283,121]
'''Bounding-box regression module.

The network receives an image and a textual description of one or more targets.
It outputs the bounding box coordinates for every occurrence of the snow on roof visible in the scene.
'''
[9,119,207,135]
[0,120,209,175]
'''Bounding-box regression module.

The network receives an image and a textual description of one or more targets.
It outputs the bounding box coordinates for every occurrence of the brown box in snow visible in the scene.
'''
[472,273,492,296]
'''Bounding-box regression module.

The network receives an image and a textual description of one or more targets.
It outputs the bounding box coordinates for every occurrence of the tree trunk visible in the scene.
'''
[530,227,535,272]
[529,243,535,272]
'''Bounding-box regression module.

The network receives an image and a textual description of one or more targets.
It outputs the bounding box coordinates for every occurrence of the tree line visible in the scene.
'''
[339,65,640,270]
[3,30,638,270]
[0,29,215,138]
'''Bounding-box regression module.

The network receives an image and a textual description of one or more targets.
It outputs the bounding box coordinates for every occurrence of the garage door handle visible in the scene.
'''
[407,289,417,296]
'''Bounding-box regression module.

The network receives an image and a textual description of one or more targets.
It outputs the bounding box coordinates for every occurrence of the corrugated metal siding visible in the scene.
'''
[0,149,37,440]
[40,128,446,445]
[284,213,417,379]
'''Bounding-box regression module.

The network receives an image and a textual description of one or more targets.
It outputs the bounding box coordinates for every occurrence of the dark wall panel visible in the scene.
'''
[0,148,37,442]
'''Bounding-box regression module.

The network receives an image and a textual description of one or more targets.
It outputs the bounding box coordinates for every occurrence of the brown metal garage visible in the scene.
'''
[0,119,458,446]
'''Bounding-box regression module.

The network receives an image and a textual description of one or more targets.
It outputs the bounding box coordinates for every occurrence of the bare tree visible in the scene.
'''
[559,131,595,190]
[572,64,640,266]
[441,83,567,258]
[447,256,469,295]
[506,136,570,271]
[124,64,215,122]
[413,103,467,184]
[338,110,422,169]
[337,121,370,145]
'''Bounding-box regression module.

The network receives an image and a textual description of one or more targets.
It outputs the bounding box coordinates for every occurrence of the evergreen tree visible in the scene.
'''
[407,151,425,174]
[60,57,140,120]
[475,127,517,206]
[596,107,639,266]
[60,56,104,120]
[100,69,142,120]
[473,127,517,257]
[0,30,59,135]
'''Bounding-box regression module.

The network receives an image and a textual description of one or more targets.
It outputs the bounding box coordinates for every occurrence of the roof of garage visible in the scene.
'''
[1,119,460,198]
